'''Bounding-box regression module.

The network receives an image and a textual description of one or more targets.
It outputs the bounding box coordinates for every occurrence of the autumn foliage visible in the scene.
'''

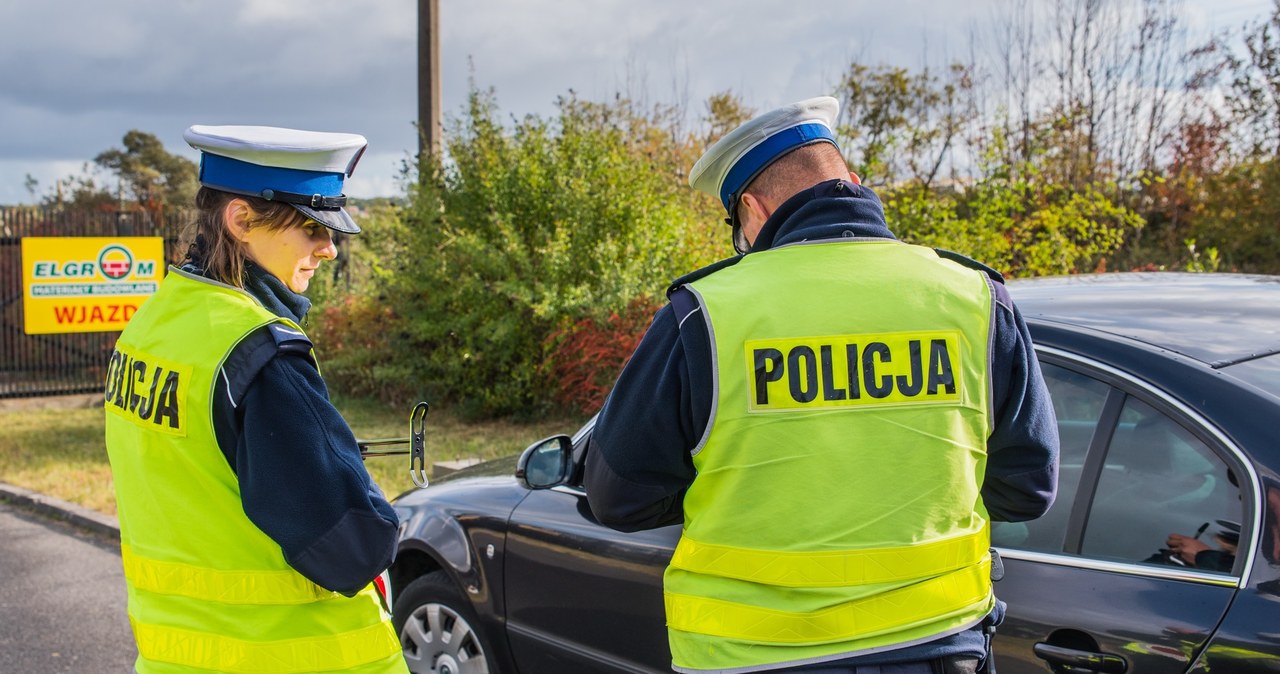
[308,293,420,406]
[544,297,661,416]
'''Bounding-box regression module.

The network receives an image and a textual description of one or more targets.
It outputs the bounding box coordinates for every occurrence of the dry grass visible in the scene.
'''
[0,394,584,516]
[342,396,583,498]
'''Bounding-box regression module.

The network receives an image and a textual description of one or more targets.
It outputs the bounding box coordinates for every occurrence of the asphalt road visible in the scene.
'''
[0,501,136,673]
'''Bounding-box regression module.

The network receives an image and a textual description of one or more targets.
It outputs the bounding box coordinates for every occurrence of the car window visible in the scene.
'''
[1082,397,1243,574]
[991,363,1108,552]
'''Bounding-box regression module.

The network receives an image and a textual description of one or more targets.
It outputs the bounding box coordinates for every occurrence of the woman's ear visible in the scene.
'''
[222,198,253,241]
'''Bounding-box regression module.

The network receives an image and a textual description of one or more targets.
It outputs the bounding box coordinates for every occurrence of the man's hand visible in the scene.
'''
[1167,533,1211,565]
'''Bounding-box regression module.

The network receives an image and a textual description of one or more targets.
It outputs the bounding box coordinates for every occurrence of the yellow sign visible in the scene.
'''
[744,330,963,413]
[21,237,165,334]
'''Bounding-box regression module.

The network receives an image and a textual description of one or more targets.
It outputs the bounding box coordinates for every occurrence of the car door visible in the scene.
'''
[503,431,678,673]
[991,356,1249,674]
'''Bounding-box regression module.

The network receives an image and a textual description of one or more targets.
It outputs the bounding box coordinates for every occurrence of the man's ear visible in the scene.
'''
[222,199,253,241]
[740,192,768,221]
[738,192,773,246]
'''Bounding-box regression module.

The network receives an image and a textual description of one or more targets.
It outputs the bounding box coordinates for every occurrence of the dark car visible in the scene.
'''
[388,272,1280,674]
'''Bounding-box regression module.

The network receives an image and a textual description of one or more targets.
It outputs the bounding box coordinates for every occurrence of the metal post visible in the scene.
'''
[418,0,441,161]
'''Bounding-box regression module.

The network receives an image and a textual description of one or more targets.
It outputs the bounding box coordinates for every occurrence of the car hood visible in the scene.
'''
[437,454,521,482]
[390,454,521,504]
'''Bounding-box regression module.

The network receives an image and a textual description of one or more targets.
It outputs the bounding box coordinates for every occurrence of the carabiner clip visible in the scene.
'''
[409,401,430,488]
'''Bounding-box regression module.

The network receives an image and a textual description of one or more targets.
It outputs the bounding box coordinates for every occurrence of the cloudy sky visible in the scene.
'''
[0,0,1272,205]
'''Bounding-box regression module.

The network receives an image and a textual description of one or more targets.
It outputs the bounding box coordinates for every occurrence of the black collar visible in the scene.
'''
[750,179,895,251]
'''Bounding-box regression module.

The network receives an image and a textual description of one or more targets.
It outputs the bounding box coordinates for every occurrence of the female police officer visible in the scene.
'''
[103,126,408,674]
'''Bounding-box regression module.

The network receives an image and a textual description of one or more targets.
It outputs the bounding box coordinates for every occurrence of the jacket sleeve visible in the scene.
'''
[983,280,1060,522]
[584,302,704,532]
[213,335,399,596]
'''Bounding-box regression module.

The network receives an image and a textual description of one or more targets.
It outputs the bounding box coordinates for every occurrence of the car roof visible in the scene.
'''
[1007,272,1280,366]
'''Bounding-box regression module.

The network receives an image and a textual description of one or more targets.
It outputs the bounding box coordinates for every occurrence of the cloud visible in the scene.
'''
[0,1,415,152]
[1,0,1273,204]
[0,0,418,202]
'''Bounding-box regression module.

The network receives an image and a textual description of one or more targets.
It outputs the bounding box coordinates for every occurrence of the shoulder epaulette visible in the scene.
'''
[668,287,700,328]
[933,248,1005,284]
[666,255,744,297]
[217,322,316,409]
[265,322,314,357]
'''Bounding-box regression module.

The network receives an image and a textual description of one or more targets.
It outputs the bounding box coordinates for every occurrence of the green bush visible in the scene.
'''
[885,136,1142,277]
[311,88,1165,421]
[346,89,722,418]
[1192,159,1280,272]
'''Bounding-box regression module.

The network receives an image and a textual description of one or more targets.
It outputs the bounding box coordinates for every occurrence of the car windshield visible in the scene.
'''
[1222,352,1280,397]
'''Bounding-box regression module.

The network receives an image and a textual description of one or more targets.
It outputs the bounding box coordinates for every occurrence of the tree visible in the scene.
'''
[982,0,1189,192]
[836,62,972,189]
[26,130,197,215]
[1182,2,1280,272]
[33,163,116,210]
[703,91,754,145]
[1225,0,1280,159]
[94,130,198,215]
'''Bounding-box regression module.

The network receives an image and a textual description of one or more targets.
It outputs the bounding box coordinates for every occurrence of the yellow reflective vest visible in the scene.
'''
[668,240,995,672]
[104,269,406,674]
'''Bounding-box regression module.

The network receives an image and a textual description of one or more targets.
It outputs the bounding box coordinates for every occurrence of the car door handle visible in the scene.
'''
[1033,642,1128,673]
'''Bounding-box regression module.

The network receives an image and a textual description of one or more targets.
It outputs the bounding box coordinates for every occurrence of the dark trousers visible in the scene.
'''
[786,656,982,674]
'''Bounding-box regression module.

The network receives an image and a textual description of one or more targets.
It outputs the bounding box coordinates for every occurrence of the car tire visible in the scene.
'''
[393,570,495,674]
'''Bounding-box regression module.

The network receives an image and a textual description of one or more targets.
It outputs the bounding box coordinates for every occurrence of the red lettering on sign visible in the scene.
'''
[53,306,80,324]
[50,304,139,325]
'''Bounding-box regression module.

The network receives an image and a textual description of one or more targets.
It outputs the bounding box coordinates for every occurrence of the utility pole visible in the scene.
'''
[418,0,441,161]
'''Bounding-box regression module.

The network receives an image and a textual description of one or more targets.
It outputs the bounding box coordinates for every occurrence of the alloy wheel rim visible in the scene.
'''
[400,601,490,674]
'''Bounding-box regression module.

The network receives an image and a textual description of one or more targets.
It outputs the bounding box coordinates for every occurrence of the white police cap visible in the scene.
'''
[184,125,369,234]
[689,96,840,214]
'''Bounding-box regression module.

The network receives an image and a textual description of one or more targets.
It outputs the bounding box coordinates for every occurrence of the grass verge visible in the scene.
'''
[0,394,585,517]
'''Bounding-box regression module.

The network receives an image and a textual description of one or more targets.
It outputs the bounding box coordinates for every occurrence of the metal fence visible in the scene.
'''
[0,206,189,399]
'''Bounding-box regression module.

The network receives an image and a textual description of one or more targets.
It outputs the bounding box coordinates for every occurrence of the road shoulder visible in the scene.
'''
[0,481,120,541]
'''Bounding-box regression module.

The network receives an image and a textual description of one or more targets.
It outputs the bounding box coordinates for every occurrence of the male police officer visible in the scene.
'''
[584,96,1059,673]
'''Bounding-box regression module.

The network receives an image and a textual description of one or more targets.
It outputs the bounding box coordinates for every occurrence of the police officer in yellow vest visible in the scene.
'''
[584,97,1059,673]
[104,126,408,674]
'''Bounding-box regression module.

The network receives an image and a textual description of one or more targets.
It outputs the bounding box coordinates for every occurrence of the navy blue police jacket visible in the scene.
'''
[195,261,399,597]
[584,179,1060,668]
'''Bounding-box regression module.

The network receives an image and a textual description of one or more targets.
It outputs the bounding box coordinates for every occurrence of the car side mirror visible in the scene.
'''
[516,434,572,489]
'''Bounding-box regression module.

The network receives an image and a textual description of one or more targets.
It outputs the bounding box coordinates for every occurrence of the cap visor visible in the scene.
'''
[292,204,360,234]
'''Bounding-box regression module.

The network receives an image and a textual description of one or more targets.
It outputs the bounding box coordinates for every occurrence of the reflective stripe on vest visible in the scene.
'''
[665,557,992,644]
[122,545,340,605]
[670,526,988,587]
[133,619,401,674]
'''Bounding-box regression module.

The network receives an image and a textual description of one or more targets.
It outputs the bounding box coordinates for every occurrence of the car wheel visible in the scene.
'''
[393,570,494,674]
